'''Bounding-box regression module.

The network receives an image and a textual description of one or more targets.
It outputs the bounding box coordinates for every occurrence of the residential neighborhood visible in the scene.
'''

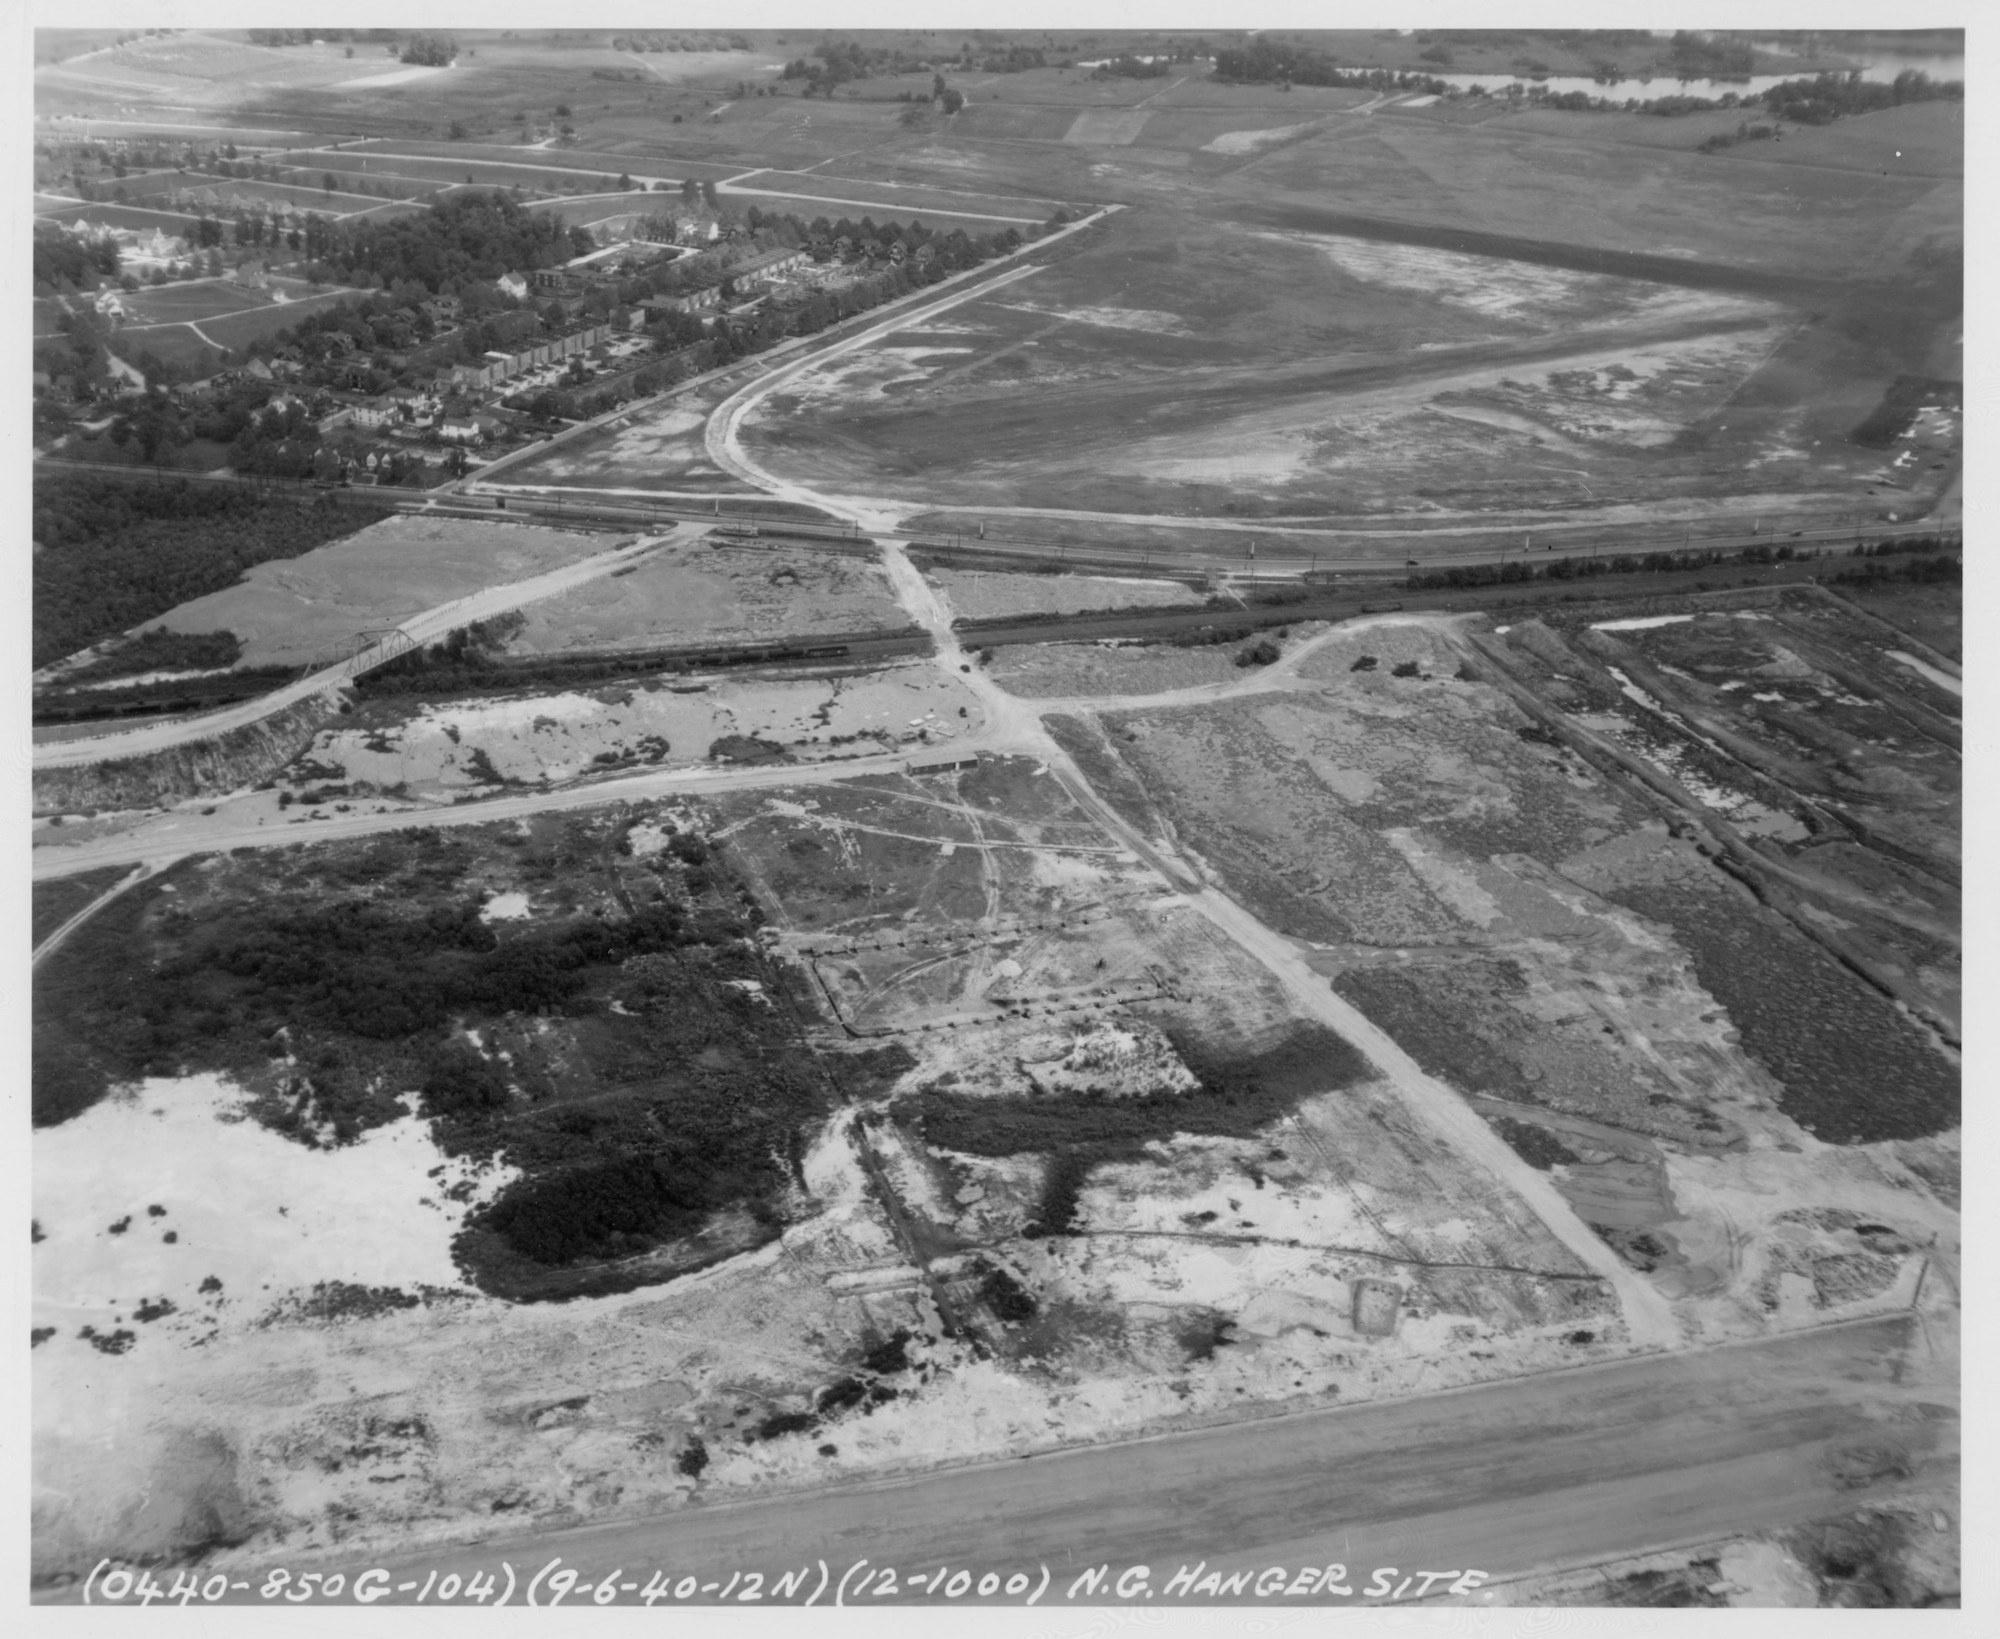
[33,145,1045,485]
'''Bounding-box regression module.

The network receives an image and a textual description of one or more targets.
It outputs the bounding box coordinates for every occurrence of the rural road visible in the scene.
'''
[32,533,668,770]
[28,738,1037,883]
[30,863,152,968]
[108,1313,1944,1606]
[880,566,1681,1348]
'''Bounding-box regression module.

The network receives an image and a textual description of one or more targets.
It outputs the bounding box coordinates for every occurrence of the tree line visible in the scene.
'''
[32,474,388,666]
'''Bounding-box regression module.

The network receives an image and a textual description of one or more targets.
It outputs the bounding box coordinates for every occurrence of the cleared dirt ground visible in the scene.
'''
[1041,606,1956,1351]
[738,195,1953,527]
[929,568,1203,621]
[503,537,908,655]
[295,662,980,797]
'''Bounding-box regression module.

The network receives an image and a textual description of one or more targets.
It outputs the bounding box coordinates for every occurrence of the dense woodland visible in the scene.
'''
[29,818,889,1301]
[32,475,386,666]
[32,229,120,296]
[290,194,591,294]
[1763,69,1963,124]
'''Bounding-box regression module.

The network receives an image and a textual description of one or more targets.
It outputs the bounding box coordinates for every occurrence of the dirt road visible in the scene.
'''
[138,1313,1943,1605]
[1218,201,1849,303]
[30,863,152,968]
[33,535,669,771]
[29,738,1034,883]
[885,572,1679,1348]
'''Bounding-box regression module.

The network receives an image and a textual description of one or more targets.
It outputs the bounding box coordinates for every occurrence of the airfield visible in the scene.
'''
[31,28,1960,1610]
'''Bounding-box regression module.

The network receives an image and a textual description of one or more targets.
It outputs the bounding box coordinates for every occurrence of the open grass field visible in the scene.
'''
[146,515,616,668]
[733,169,1070,219]
[520,191,687,230]
[1496,98,1964,180]
[211,39,773,146]
[35,116,321,146]
[725,192,1046,231]
[285,148,634,194]
[99,326,220,373]
[724,83,1956,534]
[738,202,1896,525]
[41,201,201,233]
[112,285,364,371]
[350,136,754,184]
[1242,106,1956,282]
[113,278,291,325]
[108,170,392,215]
[35,32,462,109]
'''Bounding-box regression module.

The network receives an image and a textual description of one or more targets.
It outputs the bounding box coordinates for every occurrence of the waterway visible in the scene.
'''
[1423,48,1964,105]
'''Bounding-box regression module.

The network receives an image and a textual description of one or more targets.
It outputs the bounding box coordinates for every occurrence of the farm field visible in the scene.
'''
[207,39,775,146]
[349,135,753,183]
[35,116,320,145]
[38,201,202,233]
[297,150,647,194]
[34,32,461,108]
[145,516,620,669]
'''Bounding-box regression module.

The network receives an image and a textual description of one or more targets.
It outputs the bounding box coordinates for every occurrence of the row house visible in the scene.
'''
[726,245,810,285]
[444,321,619,394]
[644,287,720,318]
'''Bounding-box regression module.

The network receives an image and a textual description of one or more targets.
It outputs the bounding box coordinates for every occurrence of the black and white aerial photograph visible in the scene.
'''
[24,2,1969,1622]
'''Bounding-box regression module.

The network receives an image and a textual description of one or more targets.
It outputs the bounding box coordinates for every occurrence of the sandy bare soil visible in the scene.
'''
[985,642,1244,699]
[298,663,984,796]
[504,537,908,656]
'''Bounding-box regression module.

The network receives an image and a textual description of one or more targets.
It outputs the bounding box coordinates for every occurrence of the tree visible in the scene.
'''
[448,120,468,140]
[700,179,719,209]
[400,32,458,67]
